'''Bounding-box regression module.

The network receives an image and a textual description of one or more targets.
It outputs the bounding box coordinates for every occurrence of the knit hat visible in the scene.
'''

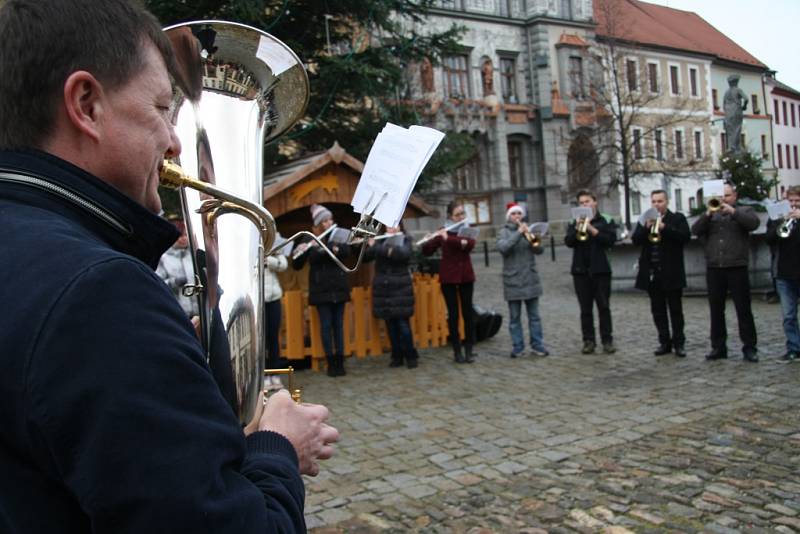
[310,204,333,226]
[506,202,524,221]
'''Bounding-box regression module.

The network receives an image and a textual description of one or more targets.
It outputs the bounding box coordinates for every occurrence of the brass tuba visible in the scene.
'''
[160,21,310,424]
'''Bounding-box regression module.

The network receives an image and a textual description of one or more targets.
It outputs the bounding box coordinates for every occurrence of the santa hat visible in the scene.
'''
[310,204,333,226]
[506,202,525,221]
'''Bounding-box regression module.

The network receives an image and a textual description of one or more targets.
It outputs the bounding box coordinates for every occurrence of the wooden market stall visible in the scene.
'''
[263,143,457,369]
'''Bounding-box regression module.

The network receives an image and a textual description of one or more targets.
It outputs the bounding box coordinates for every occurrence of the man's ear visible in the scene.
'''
[62,71,105,143]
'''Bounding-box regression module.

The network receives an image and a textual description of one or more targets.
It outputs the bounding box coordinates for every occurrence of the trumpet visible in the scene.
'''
[707,197,722,212]
[778,217,796,239]
[576,217,590,241]
[415,220,466,246]
[518,222,541,248]
[648,215,662,244]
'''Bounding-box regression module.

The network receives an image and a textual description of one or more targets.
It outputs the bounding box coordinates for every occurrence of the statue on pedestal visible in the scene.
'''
[723,74,748,154]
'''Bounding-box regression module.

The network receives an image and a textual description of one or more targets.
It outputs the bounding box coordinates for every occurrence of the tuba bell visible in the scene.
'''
[160,21,310,424]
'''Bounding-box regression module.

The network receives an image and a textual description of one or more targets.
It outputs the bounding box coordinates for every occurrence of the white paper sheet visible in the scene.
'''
[457,226,480,240]
[351,123,445,227]
[766,200,791,220]
[529,222,549,235]
[703,179,725,198]
[571,207,593,221]
[638,207,659,225]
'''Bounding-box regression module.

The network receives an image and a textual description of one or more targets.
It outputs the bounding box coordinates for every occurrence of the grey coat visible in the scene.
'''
[496,223,544,301]
[690,205,759,268]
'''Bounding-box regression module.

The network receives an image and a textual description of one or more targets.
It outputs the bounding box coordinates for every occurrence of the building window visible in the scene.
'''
[787,144,792,169]
[778,143,783,167]
[648,62,659,93]
[689,197,696,211]
[713,89,719,110]
[444,54,470,98]
[500,57,517,102]
[633,128,643,159]
[774,99,780,124]
[654,129,664,161]
[795,145,798,168]
[508,142,524,188]
[689,67,698,97]
[749,94,759,114]
[632,192,641,215]
[694,130,703,159]
[783,101,788,127]
[674,188,683,212]
[626,59,638,92]
[669,65,680,95]
[793,103,797,127]
[674,129,684,159]
[741,133,746,151]
[453,156,481,190]
[568,56,585,99]
[762,135,768,158]
[721,132,727,153]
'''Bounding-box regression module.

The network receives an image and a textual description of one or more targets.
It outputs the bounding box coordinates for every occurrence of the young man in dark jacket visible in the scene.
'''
[632,190,691,357]
[691,183,760,362]
[564,190,618,354]
[0,2,338,532]
[766,186,800,363]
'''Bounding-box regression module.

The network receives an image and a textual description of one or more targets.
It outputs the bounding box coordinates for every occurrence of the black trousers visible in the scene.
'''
[706,266,757,351]
[264,299,283,368]
[440,282,474,348]
[573,274,612,344]
[647,281,685,346]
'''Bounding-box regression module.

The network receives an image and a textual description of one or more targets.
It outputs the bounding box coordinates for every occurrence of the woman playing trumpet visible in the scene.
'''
[496,203,548,358]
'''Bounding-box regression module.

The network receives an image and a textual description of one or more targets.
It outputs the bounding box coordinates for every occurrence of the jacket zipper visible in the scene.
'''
[0,170,131,236]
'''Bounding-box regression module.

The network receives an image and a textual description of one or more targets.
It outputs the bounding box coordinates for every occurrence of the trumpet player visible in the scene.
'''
[632,190,691,357]
[0,1,339,530]
[766,185,800,363]
[564,190,619,354]
[496,203,548,358]
[691,182,760,362]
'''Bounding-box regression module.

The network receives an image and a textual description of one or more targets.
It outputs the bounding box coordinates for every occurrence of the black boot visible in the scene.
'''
[335,353,347,376]
[464,344,476,363]
[406,349,419,369]
[653,343,672,356]
[389,350,404,368]
[326,354,337,377]
[453,344,465,363]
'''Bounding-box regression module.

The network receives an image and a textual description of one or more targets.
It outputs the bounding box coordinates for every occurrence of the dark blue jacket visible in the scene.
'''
[0,150,305,533]
[364,235,414,319]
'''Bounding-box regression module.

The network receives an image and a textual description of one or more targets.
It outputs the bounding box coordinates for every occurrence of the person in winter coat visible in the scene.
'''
[496,203,547,359]
[293,204,351,377]
[264,234,289,387]
[365,224,419,368]
[631,190,691,357]
[422,200,477,363]
[0,2,338,531]
[691,182,760,362]
[564,190,619,355]
[156,217,199,317]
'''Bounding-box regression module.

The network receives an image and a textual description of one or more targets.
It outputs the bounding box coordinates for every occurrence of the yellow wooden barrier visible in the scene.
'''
[280,274,458,370]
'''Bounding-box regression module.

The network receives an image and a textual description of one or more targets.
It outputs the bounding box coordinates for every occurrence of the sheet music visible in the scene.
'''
[766,200,791,220]
[571,207,593,221]
[638,208,659,225]
[351,123,445,227]
[703,179,725,198]
[529,222,549,235]
[457,226,480,240]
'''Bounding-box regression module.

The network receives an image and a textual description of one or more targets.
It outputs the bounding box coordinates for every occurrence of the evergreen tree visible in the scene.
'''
[146,0,466,191]
[716,151,777,203]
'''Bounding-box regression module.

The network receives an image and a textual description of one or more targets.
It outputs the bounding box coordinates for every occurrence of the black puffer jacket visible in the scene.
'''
[365,235,414,319]
[293,234,351,305]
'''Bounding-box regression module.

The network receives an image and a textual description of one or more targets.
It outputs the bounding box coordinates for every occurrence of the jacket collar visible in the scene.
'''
[0,149,179,269]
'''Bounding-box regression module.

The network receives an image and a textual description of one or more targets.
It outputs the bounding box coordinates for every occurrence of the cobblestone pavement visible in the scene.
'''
[298,248,800,533]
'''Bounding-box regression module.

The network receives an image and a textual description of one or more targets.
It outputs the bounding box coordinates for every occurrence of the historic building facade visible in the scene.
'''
[401,0,773,236]
[766,75,800,190]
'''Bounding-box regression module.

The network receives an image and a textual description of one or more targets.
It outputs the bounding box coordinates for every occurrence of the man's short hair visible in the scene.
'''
[787,185,800,198]
[0,0,174,150]
[575,189,596,201]
[651,189,668,199]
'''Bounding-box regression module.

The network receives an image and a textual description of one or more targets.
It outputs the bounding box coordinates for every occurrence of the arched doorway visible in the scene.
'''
[567,133,599,194]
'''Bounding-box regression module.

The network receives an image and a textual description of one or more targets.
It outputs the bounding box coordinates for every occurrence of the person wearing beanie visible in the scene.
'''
[496,203,547,359]
[421,200,477,363]
[292,204,351,376]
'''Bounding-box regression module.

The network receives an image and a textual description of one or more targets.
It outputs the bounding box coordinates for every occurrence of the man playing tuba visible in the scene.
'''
[632,190,691,357]
[0,1,337,531]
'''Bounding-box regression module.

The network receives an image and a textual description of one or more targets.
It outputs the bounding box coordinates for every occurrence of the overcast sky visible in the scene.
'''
[647,0,800,90]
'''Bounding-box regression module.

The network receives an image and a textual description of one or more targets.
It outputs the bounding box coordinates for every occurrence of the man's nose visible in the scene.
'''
[166,125,182,159]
